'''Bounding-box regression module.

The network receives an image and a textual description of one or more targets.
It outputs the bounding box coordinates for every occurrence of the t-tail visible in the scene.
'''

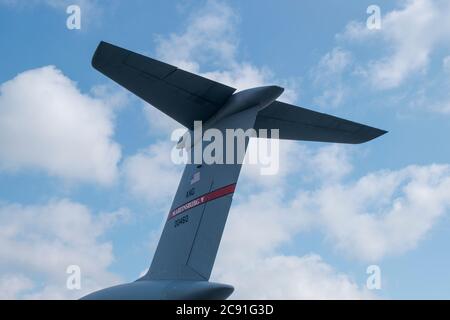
[81,42,386,300]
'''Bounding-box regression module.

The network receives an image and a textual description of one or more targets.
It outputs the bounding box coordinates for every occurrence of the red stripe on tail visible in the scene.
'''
[168,184,236,220]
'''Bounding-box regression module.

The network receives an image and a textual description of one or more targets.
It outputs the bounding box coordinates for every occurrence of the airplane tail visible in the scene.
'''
[144,106,260,281]
[92,41,386,292]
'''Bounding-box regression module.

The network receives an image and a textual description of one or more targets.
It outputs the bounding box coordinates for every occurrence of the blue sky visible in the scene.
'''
[1,0,450,299]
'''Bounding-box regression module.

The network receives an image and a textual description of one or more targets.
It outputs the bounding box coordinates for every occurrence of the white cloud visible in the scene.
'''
[443,56,450,73]
[315,47,352,78]
[313,48,352,108]
[122,142,182,209]
[155,0,238,72]
[314,87,347,109]
[430,102,450,115]
[307,144,353,182]
[213,157,371,298]
[212,141,450,297]
[0,274,33,299]
[217,255,373,300]
[0,66,121,185]
[231,158,450,264]
[211,143,375,299]
[337,20,374,42]
[339,0,450,89]
[90,84,130,111]
[142,103,182,137]
[307,164,450,261]
[0,199,123,299]
[240,142,352,192]
[154,0,298,99]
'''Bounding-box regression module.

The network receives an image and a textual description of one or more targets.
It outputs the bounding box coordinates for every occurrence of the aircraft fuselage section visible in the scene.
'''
[81,280,234,300]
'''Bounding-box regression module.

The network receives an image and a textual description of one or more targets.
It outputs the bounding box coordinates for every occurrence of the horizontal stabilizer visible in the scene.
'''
[92,41,236,129]
[255,101,387,144]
